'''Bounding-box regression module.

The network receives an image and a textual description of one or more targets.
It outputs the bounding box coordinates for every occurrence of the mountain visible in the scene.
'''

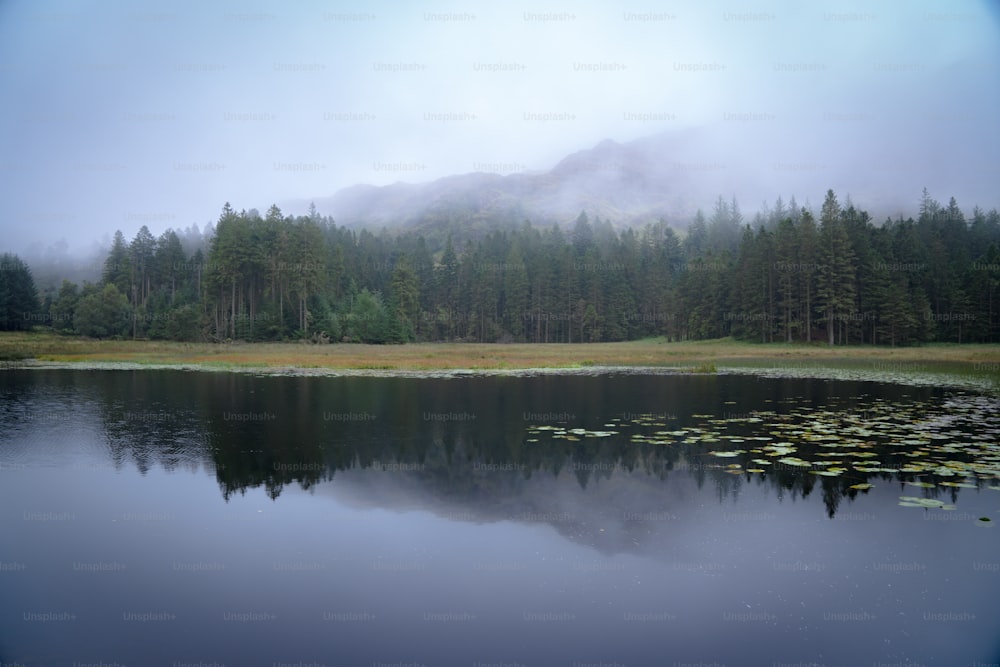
[294,126,981,235]
[303,129,740,232]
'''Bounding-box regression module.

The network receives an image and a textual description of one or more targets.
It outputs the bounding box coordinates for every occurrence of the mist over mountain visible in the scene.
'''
[15,119,999,293]
[297,125,994,233]
[3,1,998,257]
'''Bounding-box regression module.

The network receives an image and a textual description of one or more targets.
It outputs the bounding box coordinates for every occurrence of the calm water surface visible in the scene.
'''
[1,370,999,666]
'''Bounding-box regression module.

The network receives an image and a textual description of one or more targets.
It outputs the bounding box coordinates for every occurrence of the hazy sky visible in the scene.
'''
[1,0,998,253]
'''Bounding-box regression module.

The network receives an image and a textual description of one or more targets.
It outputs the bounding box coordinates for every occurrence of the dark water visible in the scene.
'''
[1,369,999,667]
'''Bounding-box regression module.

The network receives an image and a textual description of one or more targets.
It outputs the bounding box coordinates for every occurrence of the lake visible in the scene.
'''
[1,369,999,666]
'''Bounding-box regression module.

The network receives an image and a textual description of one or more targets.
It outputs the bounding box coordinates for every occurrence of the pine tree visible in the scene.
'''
[770,195,787,228]
[154,230,186,304]
[968,243,999,342]
[289,218,325,337]
[816,190,856,344]
[684,211,708,259]
[49,280,79,333]
[797,209,818,341]
[502,242,529,340]
[919,187,940,221]
[103,231,131,294]
[733,228,774,342]
[129,226,157,305]
[390,256,420,341]
[841,205,876,342]
[773,218,799,342]
[0,253,40,331]
[206,203,242,340]
[263,204,289,335]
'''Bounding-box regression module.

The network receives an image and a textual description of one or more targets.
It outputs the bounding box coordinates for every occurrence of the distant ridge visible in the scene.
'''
[295,127,983,232]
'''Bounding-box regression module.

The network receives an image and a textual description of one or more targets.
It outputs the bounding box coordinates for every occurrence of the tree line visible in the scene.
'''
[2,188,999,345]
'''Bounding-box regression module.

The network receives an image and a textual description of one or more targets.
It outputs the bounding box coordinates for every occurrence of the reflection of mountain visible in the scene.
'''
[12,369,993,540]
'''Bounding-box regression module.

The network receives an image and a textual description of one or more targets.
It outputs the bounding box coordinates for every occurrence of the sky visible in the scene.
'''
[1,0,998,255]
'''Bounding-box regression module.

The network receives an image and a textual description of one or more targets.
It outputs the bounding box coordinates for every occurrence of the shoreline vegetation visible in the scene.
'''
[2,332,998,390]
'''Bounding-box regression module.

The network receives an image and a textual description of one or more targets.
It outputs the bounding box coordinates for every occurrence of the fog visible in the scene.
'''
[1,0,998,259]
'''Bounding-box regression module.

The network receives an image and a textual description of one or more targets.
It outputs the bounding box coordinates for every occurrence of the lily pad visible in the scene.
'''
[777,457,812,467]
[898,496,948,508]
[849,483,874,490]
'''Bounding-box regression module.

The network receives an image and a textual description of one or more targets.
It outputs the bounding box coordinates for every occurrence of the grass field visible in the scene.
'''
[2,331,999,379]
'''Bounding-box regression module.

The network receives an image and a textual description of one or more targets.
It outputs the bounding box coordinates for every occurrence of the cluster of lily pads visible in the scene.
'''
[525,425,618,442]
[526,393,1000,523]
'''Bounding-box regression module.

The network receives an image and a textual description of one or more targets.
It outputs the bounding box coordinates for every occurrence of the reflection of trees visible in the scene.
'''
[93,371,212,475]
[76,370,989,517]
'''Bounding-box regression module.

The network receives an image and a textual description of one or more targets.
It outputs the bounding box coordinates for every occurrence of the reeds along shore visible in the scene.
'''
[2,332,999,375]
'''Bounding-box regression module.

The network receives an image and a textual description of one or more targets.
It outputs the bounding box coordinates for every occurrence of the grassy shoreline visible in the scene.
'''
[2,332,999,379]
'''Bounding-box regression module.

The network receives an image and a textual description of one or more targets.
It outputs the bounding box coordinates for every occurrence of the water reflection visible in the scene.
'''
[2,370,1000,665]
[4,370,997,523]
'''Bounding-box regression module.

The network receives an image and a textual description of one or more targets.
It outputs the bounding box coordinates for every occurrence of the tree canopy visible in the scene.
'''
[0,253,40,331]
[15,190,1000,345]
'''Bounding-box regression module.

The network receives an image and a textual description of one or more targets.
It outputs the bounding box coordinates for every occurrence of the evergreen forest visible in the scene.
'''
[3,189,999,346]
